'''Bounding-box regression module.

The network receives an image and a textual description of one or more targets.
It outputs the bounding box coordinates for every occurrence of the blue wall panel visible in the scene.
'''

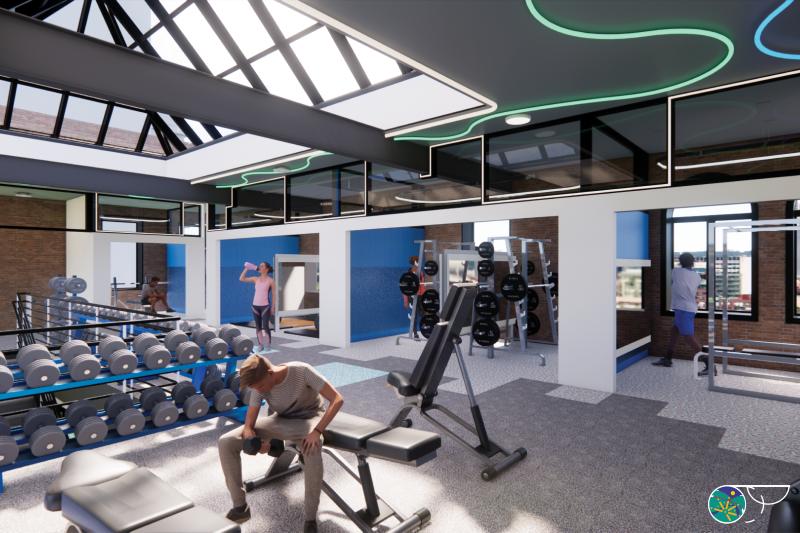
[616,211,649,260]
[166,244,186,313]
[351,227,424,342]
[220,236,299,324]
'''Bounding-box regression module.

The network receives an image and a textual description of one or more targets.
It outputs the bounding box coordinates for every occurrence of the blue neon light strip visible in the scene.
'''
[754,0,800,60]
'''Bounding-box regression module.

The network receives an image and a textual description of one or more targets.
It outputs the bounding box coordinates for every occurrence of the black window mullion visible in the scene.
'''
[150,112,185,151]
[26,0,72,19]
[144,0,211,73]
[249,0,323,105]
[150,115,173,155]
[193,0,268,92]
[398,62,413,75]
[96,103,114,145]
[135,114,152,152]
[329,29,369,90]
[52,91,68,137]
[172,116,203,146]
[3,80,17,129]
[77,0,92,33]
[95,0,126,45]
[103,0,160,56]
[203,124,221,140]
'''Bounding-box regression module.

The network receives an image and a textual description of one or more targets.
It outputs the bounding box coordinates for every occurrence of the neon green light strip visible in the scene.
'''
[394,0,734,143]
[215,152,332,189]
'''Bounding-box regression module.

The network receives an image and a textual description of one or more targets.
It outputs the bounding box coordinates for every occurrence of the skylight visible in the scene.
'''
[264,0,316,38]
[291,28,359,100]
[174,4,235,75]
[252,51,312,105]
[209,0,273,58]
[346,37,402,84]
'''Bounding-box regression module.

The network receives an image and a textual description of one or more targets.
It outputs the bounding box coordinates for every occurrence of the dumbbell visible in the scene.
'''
[142,344,171,370]
[104,394,146,436]
[175,341,201,364]
[230,335,254,356]
[164,330,189,351]
[199,372,237,412]
[218,325,242,345]
[139,387,179,427]
[0,351,13,393]
[132,333,160,355]
[227,371,241,394]
[191,326,217,347]
[17,344,60,388]
[65,400,108,446]
[23,407,66,457]
[0,415,19,466]
[205,337,228,360]
[243,437,285,457]
[59,340,101,381]
[171,381,209,419]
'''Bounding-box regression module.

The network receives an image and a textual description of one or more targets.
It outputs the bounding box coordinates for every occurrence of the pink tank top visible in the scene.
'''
[253,278,271,306]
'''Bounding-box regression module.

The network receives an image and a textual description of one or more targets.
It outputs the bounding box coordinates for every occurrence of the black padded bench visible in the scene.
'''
[246,412,441,532]
[45,450,239,533]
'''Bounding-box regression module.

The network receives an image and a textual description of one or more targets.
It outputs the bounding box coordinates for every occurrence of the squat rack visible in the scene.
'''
[704,218,800,403]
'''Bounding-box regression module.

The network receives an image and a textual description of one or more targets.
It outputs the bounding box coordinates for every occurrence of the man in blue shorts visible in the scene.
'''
[653,252,711,375]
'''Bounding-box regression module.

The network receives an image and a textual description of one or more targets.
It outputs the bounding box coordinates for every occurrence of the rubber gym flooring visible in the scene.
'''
[1,332,798,532]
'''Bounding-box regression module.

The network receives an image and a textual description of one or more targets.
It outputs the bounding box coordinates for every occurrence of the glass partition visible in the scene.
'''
[183,204,202,236]
[231,178,284,227]
[0,184,89,230]
[208,203,227,230]
[109,242,186,313]
[286,162,365,222]
[97,194,182,235]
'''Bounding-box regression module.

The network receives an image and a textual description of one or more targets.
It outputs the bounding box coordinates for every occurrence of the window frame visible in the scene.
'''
[661,204,759,321]
[785,201,800,324]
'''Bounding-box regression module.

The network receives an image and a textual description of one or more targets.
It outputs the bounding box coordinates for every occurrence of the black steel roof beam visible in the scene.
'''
[95,102,113,144]
[144,0,209,73]
[150,112,185,151]
[134,113,151,152]
[52,91,68,137]
[76,0,90,33]
[329,29,369,90]
[249,0,323,105]
[0,10,428,171]
[2,79,16,128]
[149,113,173,155]
[95,0,124,45]
[193,0,267,93]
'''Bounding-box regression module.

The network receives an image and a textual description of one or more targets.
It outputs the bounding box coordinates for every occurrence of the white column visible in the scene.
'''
[557,208,617,393]
[318,226,350,347]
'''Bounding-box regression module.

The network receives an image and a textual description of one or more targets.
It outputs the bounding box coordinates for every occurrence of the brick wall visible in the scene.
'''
[299,233,319,255]
[424,223,462,248]
[141,244,167,283]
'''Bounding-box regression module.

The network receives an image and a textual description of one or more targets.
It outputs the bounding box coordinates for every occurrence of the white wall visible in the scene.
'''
[205,175,800,394]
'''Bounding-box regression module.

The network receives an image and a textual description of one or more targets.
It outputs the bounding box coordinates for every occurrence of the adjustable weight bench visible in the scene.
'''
[245,412,441,533]
[45,450,239,533]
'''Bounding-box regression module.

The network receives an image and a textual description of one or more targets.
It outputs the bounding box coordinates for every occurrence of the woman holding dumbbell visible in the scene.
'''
[239,261,275,354]
[218,354,344,533]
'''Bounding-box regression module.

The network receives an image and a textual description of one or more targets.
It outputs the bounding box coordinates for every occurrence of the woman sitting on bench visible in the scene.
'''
[218,355,344,532]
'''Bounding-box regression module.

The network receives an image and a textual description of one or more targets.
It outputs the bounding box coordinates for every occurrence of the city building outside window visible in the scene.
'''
[617,267,643,310]
[664,204,755,317]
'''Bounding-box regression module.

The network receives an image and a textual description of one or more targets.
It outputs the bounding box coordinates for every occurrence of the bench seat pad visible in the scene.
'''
[133,507,240,533]
[46,450,137,511]
[323,412,389,450]
[365,427,441,463]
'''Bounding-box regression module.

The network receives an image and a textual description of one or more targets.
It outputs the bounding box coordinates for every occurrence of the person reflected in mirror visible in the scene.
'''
[140,277,174,312]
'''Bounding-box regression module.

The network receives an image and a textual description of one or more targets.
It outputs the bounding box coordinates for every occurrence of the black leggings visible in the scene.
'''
[252,304,272,334]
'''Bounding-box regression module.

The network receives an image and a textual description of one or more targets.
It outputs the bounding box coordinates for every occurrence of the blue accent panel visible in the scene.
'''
[314,362,387,387]
[616,345,650,373]
[350,227,424,342]
[220,236,300,324]
[166,244,186,313]
[616,211,649,260]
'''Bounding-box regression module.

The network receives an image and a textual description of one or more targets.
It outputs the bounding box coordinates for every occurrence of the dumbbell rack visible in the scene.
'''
[396,239,439,345]
[0,322,249,493]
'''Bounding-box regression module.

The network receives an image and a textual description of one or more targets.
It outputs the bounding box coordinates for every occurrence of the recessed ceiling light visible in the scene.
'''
[534,129,556,138]
[505,113,531,126]
[15,192,32,198]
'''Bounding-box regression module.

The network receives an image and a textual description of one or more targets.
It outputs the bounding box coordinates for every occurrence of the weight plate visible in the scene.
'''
[17,344,51,369]
[64,277,87,294]
[190,322,204,331]
[66,400,97,428]
[151,401,178,427]
[472,319,501,347]
[139,387,167,411]
[74,416,107,446]
[227,372,241,393]
[477,241,495,259]
[175,342,200,365]
[420,289,440,314]
[107,349,137,375]
[99,336,127,358]
[28,425,66,457]
[164,330,189,352]
[474,291,499,318]
[49,276,67,292]
[398,272,420,296]
[59,339,91,364]
[231,335,254,356]
[205,364,222,380]
[115,408,145,436]
[105,394,134,419]
[201,376,224,399]
[143,345,171,370]
[500,274,527,302]
[205,338,228,360]
[423,260,439,277]
[192,327,216,347]
[219,325,242,345]
[419,314,438,339]
[179,321,192,332]
[0,351,5,366]
[527,313,541,336]
[0,366,13,393]
[213,389,237,412]
[527,261,536,276]
[0,435,18,466]
[183,394,209,419]
[171,382,196,405]
[69,354,101,381]
[477,259,495,278]
[132,333,159,355]
[0,416,10,436]
[24,359,60,388]
[527,289,540,311]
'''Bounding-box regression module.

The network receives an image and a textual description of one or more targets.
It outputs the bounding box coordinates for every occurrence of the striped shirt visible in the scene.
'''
[248,361,326,419]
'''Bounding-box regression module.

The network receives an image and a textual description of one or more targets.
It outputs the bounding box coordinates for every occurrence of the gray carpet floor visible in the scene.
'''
[1,334,798,532]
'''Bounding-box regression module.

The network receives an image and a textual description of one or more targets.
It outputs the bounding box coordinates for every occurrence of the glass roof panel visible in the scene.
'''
[290,28,358,101]
[160,0,187,14]
[217,126,238,136]
[0,80,9,127]
[44,0,81,31]
[61,96,106,143]
[10,84,61,135]
[185,118,213,143]
[251,51,312,105]
[150,26,194,69]
[158,113,198,146]
[346,37,402,85]
[104,106,147,150]
[209,0,273,59]
[264,0,315,38]
[141,124,165,155]
[84,1,115,43]
[224,69,251,87]
[173,3,235,75]
[119,0,159,34]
